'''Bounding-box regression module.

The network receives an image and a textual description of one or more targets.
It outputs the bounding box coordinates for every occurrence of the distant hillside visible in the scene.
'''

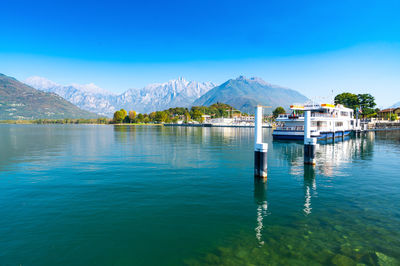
[193,76,308,114]
[390,101,400,108]
[0,73,98,120]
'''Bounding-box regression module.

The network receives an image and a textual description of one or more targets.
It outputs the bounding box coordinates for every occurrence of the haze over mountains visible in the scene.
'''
[0,74,97,120]
[26,77,215,116]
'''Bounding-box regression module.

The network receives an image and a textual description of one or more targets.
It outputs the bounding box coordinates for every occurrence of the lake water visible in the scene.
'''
[1,124,399,265]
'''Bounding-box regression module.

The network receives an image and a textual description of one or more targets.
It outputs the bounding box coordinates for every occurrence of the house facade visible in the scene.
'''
[378,108,400,120]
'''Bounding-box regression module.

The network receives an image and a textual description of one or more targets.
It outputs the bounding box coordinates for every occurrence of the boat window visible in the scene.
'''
[316,121,327,128]
[335,122,343,127]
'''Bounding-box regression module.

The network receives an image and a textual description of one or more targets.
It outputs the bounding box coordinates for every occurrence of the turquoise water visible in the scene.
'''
[0,125,399,265]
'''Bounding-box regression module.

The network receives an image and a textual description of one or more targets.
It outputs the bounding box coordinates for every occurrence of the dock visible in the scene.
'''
[365,122,400,131]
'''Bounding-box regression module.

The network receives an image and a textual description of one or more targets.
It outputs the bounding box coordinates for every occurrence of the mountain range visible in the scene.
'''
[25,77,215,116]
[25,76,308,116]
[0,74,97,120]
[193,76,309,113]
[5,72,398,118]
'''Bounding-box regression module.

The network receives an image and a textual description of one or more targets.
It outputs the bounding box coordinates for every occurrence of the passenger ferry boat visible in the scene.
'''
[272,103,360,140]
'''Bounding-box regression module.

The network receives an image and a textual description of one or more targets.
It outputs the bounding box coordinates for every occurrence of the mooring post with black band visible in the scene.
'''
[254,105,268,178]
[304,110,317,165]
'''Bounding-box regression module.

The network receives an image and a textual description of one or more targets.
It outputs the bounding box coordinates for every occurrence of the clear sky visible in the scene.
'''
[0,0,399,107]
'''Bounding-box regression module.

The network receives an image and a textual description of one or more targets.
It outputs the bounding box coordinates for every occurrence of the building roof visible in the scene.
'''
[379,108,400,113]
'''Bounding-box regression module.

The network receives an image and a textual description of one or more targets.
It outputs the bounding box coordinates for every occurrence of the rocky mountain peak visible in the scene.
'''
[26,76,215,116]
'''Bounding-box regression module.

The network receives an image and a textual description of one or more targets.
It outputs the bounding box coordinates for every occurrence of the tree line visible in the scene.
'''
[8,93,377,125]
[112,103,238,124]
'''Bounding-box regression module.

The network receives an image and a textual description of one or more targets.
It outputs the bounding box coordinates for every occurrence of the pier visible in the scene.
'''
[364,121,400,131]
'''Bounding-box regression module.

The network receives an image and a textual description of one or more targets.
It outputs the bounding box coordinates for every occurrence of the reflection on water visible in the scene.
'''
[0,124,116,173]
[1,125,400,265]
[303,165,316,216]
[274,132,376,178]
[187,130,400,265]
[112,126,256,169]
[254,178,268,246]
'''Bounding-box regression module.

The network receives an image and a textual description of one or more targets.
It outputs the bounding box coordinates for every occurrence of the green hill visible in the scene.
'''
[0,73,98,120]
[193,76,309,114]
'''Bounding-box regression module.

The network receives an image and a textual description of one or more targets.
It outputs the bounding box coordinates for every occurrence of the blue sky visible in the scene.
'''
[0,0,399,107]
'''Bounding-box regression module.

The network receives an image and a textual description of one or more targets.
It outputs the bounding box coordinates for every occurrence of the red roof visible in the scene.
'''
[379,108,400,113]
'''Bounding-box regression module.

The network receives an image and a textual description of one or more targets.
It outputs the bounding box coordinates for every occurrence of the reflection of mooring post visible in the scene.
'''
[303,165,316,215]
[355,110,360,136]
[254,177,268,245]
[304,110,317,165]
[254,106,268,178]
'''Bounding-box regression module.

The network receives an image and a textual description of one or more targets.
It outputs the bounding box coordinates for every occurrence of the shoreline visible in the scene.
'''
[1,121,400,131]
[0,120,162,126]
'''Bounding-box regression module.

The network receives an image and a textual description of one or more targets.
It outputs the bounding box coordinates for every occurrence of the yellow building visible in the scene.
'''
[378,108,400,120]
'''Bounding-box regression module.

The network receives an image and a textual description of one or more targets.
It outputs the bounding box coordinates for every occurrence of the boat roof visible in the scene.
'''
[290,103,353,112]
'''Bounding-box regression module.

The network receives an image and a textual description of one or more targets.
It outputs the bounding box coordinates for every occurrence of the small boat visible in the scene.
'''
[272,103,360,140]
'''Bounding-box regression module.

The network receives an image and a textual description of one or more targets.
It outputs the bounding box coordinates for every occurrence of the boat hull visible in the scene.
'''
[273,130,351,140]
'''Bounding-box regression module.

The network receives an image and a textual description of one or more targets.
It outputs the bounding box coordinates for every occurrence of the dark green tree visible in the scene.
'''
[123,115,130,123]
[136,113,144,123]
[191,109,203,122]
[149,112,156,121]
[184,112,191,122]
[334,93,359,110]
[272,107,286,118]
[154,111,168,123]
[357,94,376,116]
[335,92,376,117]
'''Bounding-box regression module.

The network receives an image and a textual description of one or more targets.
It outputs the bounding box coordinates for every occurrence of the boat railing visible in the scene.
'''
[277,114,290,119]
[278,113,336,119]
[311,113,334,118]
[275,126,305,131]
[277,114,306,120]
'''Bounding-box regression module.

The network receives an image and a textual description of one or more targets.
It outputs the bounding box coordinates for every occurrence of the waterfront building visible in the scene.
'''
[378,108,400,120]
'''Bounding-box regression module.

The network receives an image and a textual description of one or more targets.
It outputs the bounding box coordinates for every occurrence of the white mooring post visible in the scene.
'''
[304,110,317,165]
[254,106,268,178]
